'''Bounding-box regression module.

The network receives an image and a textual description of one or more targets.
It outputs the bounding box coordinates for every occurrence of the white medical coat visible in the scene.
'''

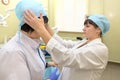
[0,32,46,80]
[46,34,108,80]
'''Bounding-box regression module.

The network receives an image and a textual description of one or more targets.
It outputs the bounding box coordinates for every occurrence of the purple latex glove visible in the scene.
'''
[48,67,60,80]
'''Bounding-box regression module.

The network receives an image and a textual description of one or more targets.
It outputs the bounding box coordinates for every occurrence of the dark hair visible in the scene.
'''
[84,19,98,28]
[84,19,102,36]
[21,16,48,32]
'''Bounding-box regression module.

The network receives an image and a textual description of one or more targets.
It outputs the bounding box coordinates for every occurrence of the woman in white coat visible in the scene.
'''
[24,11,110,80]
[0,0,50,80]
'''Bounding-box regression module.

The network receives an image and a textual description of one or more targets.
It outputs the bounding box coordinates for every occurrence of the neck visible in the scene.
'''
[87,36,100,42]
[21,30,30,37]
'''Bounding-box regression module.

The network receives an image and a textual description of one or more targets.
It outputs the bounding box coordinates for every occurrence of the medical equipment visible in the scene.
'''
[0,8,14,27]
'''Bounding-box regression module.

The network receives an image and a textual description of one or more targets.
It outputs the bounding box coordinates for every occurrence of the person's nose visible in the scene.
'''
[82,26,85,31]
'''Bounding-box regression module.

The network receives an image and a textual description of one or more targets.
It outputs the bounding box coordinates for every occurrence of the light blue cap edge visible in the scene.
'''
[88,14,110,35]
[15,0,47,27]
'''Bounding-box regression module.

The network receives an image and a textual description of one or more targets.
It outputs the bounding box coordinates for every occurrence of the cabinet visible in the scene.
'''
[103,0,120,63]
[88,0,120,63]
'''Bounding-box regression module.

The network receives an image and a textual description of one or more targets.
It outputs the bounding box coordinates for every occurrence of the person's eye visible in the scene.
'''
[85,25,89,27]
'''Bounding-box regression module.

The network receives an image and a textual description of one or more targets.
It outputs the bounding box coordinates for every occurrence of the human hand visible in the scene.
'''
[47,61,58,67]
[48,67,60,80]
[23,10,46,36]
[24,10,52,44]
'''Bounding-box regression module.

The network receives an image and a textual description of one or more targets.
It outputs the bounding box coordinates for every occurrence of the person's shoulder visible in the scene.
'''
[0,45,22,55]
[2,42,20,51]
[87,38,108,50]
[0,46,25,62]
[0,39,23,56]
[89,41,108,54]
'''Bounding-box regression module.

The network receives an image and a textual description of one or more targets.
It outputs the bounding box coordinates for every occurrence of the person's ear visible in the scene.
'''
[96,28,101,35]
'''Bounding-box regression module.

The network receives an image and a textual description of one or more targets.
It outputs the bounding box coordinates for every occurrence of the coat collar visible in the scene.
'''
[75,38,102,49]
[15,31,40,50]
[87,38,102,45]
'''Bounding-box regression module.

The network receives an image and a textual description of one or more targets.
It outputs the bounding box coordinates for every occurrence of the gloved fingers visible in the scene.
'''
[48,67,60,80]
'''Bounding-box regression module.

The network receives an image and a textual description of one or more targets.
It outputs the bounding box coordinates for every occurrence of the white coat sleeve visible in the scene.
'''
[46,37,108,70]
[0,50,31,80]
[53,34,79,48]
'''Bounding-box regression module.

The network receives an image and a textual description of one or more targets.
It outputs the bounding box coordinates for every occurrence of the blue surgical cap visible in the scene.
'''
[15,0,47,27]
[88,14,110,35]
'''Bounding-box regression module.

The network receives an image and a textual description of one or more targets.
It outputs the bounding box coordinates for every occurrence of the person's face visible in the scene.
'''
[29,23,49,39]
[82,23,101,40]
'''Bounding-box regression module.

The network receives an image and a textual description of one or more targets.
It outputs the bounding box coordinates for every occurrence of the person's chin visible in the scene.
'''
[82,33,86,37]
